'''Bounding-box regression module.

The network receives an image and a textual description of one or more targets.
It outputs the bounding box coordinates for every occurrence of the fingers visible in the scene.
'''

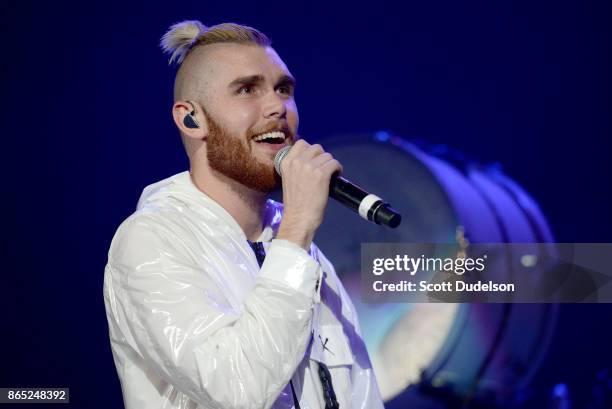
[284,139,309,158]
[280,139,333,176]
[276,139,342,247]
[309,152,333,167]
[302,143,324,161]
[281,140,341,180]
[309,152,343,175]
[319,157,343,177]
[285,140,323,161]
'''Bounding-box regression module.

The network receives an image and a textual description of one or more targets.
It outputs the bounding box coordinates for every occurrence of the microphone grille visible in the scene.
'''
[274,146,291,176]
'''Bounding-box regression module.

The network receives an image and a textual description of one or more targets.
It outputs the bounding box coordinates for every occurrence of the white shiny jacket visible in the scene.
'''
[103,172,383,409]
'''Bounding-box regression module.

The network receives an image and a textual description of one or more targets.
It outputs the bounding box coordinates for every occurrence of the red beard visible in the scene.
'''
[205,109,281,193]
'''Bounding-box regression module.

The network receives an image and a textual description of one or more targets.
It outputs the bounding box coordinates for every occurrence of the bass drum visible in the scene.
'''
[316,133,558,408]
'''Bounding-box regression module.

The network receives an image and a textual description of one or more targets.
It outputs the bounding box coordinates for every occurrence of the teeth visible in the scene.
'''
[253,131,286,142]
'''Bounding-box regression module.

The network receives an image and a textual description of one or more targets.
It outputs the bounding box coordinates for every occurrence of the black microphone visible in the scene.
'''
[274,146,402,228]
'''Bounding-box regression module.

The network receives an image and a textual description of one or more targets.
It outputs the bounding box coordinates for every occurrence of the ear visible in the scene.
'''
[172,100,209,140]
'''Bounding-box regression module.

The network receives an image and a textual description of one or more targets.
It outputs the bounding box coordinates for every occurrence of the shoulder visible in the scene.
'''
[106,210,189,269]
[108,173,226,266]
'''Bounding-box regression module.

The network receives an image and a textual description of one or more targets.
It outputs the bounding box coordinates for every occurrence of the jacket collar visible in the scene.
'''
[137,171,283,242]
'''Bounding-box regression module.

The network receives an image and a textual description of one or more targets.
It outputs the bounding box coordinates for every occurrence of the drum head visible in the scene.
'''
[316,134,557,406]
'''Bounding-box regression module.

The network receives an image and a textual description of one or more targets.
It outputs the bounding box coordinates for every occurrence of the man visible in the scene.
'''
[103,20,383,409]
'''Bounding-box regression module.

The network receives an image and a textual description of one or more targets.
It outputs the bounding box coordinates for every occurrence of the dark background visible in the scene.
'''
[1,0,611,407]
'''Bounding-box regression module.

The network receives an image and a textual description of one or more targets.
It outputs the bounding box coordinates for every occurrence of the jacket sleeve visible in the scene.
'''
[104,216,321,409]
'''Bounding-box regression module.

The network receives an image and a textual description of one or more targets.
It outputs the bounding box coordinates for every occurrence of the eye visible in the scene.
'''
[277,84,294,96]
[237,85,255,95]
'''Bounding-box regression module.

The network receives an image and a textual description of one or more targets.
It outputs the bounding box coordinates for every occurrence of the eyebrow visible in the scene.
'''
[228,74,296,89]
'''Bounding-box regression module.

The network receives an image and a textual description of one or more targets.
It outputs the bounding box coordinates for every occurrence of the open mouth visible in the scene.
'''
[252,131,288,145]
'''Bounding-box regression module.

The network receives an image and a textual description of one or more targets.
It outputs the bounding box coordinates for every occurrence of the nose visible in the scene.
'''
[262,91,287,119]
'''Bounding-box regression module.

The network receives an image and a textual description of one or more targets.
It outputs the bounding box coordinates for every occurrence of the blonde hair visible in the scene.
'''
[160,20,271,65]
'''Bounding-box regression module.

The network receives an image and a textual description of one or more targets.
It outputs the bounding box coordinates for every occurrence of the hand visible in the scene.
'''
[276,139,343,250]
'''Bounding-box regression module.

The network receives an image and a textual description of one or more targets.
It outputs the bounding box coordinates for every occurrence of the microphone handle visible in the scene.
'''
[329,175,401,228]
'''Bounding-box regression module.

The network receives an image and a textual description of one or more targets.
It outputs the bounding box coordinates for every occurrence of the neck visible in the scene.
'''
[190,159,268,241]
